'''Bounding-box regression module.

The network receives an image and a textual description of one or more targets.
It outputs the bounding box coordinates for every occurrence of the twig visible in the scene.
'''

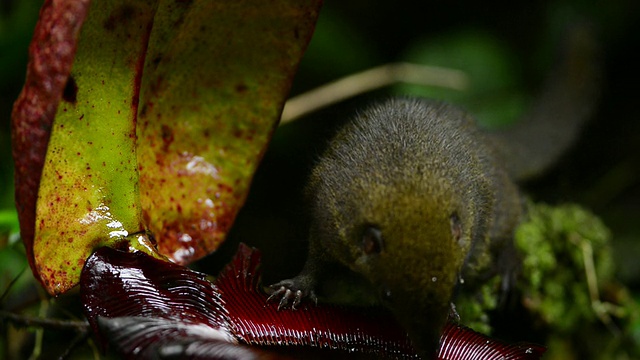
[28,297,47,360]
[0,264,28,303]
[0,310,90,332]
[571,234,622,336]
[280,62,469,124]
[57,329,91,360]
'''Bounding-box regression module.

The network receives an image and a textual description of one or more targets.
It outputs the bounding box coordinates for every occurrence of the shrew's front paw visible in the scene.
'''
[267,278,317,310]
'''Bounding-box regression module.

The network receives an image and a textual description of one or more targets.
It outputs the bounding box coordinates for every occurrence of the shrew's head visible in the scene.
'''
[319,171,476,358]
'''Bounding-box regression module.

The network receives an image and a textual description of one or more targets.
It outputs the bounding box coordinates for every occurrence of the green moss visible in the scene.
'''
[456,201,638,359]
[514,202,639,359]
[515,202,613,332]
[456,276,500,334]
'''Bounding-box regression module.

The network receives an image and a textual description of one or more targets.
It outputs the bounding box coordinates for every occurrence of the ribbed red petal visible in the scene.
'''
[217,243,417,358]
[80,244,545,360]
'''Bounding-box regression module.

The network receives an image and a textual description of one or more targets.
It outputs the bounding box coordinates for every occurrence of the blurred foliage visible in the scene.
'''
[394,30,530,129]
[454,276,500,335]
[452,201,640,360]
[516,202,614,332]
[290,7,382,93]
[515,202,639,359]
[0,0,40,210]
[2,0,640,359]
[1,1,41,357]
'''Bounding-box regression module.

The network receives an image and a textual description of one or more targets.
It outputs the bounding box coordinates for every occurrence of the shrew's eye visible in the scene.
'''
[450,212,462,243]
[362,225,384,255]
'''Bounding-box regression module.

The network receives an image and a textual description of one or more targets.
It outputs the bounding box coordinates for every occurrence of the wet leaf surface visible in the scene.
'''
[12,0,321,295]
[32,0,162,295]
[136,0,321,265]
[11,0,91,294]
[81,243,545,360]
[216,244,416,357]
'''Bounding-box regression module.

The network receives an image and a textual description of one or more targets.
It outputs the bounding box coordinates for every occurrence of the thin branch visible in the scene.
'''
[280,62,469,124]
[0,310,90,332]
[28,296,48,360]
[0,264,28,303]
[57,330,91,360]
[571,234,622,336]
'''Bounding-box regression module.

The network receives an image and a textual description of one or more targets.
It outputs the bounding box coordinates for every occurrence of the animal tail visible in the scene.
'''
[489,20,601,181]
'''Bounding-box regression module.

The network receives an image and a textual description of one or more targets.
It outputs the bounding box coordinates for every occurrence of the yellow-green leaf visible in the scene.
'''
[34,0,162,294]
[15,0,321,295]
[136,1,321,264]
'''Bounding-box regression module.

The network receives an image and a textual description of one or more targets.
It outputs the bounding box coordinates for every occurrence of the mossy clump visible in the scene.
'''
[514,202,639,359]
[515,202,614,332]
[455,276,500,334]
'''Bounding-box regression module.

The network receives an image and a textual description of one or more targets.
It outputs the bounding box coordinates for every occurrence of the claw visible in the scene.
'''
[293,290,303,309]
[266,286,286,303]
[267,278,315,310]
[278,289,294,310]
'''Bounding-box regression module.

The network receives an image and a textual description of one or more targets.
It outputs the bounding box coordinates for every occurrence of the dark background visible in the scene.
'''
[1,0,639,358]
[207,0,640,292]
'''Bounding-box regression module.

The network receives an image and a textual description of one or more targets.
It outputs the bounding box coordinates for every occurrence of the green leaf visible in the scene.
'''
[136,1,321,264]
[12,0,92,295]
[34,0,161,295]
[0,209,19,236]
[13,0,321,295]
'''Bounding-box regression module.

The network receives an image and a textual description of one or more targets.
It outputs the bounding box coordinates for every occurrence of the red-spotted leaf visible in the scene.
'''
[135,1,321,265]
[12,0,321,295]
[11,0,92,294]
[30,0,163,295]
[81,244,545,359]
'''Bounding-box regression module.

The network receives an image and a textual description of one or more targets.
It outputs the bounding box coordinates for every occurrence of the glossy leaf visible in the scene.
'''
[217,244,416,357]
[82,248,278,359]
[32,0,162,295]
[97,316,278,360]
[11,0,93,293]
[12,0,321,295]
[81,243,545,360]
[136,1,321,265]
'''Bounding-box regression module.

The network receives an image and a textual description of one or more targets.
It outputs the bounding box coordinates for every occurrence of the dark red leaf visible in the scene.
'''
[217,244,417,358]
[217,244,545,360]
[80,244,545,359]
[97,316,277,360]
[80,247,228,347]
[438,323,545,360]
